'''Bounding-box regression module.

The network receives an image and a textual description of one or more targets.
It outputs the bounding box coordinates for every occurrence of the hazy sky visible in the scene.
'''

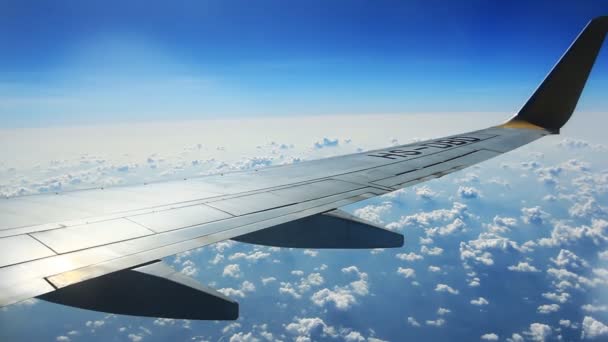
[1,0,608,127]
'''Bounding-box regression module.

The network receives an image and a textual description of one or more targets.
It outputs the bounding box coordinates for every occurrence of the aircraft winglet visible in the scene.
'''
[505,16,608,133]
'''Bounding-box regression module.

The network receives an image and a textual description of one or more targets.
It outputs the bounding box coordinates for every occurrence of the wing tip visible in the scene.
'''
[508,15,608,134]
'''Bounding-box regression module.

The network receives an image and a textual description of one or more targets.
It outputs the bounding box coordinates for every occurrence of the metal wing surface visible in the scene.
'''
[1,16,606,320]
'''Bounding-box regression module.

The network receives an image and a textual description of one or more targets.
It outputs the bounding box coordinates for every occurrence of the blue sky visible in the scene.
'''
[1,0,608,127]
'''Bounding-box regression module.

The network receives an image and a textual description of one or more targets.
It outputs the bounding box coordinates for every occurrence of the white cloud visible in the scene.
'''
[353,202,392,225]
[540,219,608,247]
[386,202,470,230]
[521,206,549,225]
[261,277,276,285]
[128,334,144,342]
[542,292,570,303]
[506,333,525,342]
[343,331,365,342]
[582,304,608,313]
[537,304,560,314]
[470,297,489,306]
[428,266,441,273]
[551,249,589,269]
[457,186,481,199]
[435,284,459,295]
[460,232,531,268]
[421,245,444,256]
[228,251,270,262]
[311,288,357,310]
[306,273,324,286]
[223,322,242,334]
[396,252,423,261]
[480,333,499,341]
[56,336,70,342]
[285,317,337,339]
[437,308,451,315]
[223,264,242,278]
[397,267,416,279]
[279,282,302,299]
[407,317,421,327]
[524,323,552,341]
[303,249,318,257]
[179,259,198,277]
[313,137,340,149]
[508,262,540,272]
[426,218,466,237]
[229,332,259,342]
[582,316,608,339]
[426,318,445,327]
[415,185,437,199]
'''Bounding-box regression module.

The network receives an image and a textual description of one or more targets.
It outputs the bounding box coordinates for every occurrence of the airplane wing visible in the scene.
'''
[1,16,606,320]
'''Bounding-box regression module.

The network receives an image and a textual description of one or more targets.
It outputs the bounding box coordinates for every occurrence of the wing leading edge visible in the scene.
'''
[0,16,606,320]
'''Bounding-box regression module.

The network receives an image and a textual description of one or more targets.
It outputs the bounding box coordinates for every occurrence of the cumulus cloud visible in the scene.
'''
[261,277,276,285]
[421,245,444,256]
[228,332,259,342]
[508,262,540,272]
[426,318,446,327]
[551,249,589,269]
[426,218,466,237]
[481,333,499,341]
[521,206,549,225]
[228,251,270,262]
[485,215,518,234]
[313,137,340,149]
[415,185,437,199]
[397,267,416,279]
[312,289,358,310]
[353,202,392,225]
[582,316,608,339]
[218,281,257,298]
[460,232,531,268]
[542,292,570,303]
[537,304,560,314]
[539,219,608,247]
[223,264,242,278]
[396,252,423,261]
[407,317,421,327]
[523,323,552,341]
[285,317,337,340]
[435,284,459,295]
[437,308,451,315]
[470,297,489,306]
[457,186,481,199]
[582,304,608,313]
[310,266,369,310]
[428,265,441,273]
[386,202,470,230]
